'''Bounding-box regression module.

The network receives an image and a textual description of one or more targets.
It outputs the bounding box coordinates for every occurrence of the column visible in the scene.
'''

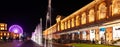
[80,32,83,40]
[95,28,99,41]
[86,30,90,40]
[72,33,75,40]
[94,2,99,22]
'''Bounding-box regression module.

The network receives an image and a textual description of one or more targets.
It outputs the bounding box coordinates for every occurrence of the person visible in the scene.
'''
[92,39,95,44]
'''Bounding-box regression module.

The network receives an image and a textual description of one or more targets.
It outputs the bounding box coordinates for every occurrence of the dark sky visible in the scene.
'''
[0,0,93,34]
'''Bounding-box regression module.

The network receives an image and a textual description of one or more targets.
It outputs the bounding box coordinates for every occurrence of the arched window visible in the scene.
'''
[76,15,80,26]
[68,20,70,28]
[65,21,67,29]
[61,22,64,30]
[98,3,107,20]
[81,12,86,24]
[112,0,120,15]
[88,9,95,22]
[72,18,75,27]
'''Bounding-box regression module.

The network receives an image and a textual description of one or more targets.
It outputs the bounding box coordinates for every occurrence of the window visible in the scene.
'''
[61,22,64,30]
[81,13,86,24]
[98,3,107,20]
[76,15,80,26]
[88,9,95,22]
[72,18,75,27]
[65,22,67,29]
[68,20,71,28]
[112,0,120,15]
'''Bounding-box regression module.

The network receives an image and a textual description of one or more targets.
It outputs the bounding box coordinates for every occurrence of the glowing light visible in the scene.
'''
[9,25,23,34]
[1,37,2,39]
[0,33,2,35]
[14,29,18,33]
[1,28,4,30]
[1,24,4,26]
[7,33,9,36]
[4,33,6,36]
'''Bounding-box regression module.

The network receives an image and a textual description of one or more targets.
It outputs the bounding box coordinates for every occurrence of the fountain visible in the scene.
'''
[31,18,43,46]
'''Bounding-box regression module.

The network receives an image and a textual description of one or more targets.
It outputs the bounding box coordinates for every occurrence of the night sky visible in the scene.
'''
[0,0,92,34]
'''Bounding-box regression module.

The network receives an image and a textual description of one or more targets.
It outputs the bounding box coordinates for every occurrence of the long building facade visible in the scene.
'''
[43,0,120,44]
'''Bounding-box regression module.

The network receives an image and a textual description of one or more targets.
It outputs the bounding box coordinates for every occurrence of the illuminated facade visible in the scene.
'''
[0,23,20,40]
[43,0,120,44]
[0,23,7,30]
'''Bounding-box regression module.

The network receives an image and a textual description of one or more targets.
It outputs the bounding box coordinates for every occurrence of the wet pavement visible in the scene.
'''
[44,42,70,47]
[0,40,70,47]
[19,40,43,47]
[0,40,43,47]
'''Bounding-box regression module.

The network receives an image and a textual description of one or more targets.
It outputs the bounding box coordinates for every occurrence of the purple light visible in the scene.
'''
[9,25,23,34]
[14,29,18,33]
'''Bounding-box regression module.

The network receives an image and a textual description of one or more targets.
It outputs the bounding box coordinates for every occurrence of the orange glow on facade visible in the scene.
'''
[68,20,70,28]
[65,22,67,29]
[0,33,2,35]
[0,37,2,39]
[112,0,120,16]
[57,24,60,31]
[1,24,4,26]
[76,16,80,26]
[1,28,4,30]
[61,22,64,30]
[0,23,7,30]
[98,2,107,20]
[72,18,75,27]
[43,0,120,44]
[4,33,6,36]
[88,9,95,22]
[7,33,9,36]
[81,12,86,24]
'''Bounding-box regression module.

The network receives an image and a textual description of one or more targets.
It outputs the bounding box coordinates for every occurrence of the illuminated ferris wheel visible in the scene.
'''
[9,25,23,36]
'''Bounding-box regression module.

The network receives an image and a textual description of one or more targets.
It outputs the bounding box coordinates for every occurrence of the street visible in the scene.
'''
[0,40,70,47]
[0,40,42,47]
[0,40,22,47]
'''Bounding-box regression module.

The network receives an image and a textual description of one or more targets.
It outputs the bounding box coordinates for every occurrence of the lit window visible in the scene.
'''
[0,37,2,39]
[0,28,4,30]
[7,33,9,36]
[98,3,107,20]
[88,9,95,22]
[72,18,75,27]
[65,22,67,29]
[68,20,71,28]
[14,34,16,36]
[81,13,86,24]
[61,22,64,30]
[112,0,120,15]
[1,24,4,26]
[4,33,6,36]
[76,16,80,26]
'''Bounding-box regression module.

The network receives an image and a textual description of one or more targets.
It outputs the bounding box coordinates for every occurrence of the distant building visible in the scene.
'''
[0,23,7,30]
[0,23,20,40]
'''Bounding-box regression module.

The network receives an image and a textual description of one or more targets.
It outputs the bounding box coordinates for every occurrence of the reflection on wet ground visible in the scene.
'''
[0,40,43,47]
[0,40,70,47]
